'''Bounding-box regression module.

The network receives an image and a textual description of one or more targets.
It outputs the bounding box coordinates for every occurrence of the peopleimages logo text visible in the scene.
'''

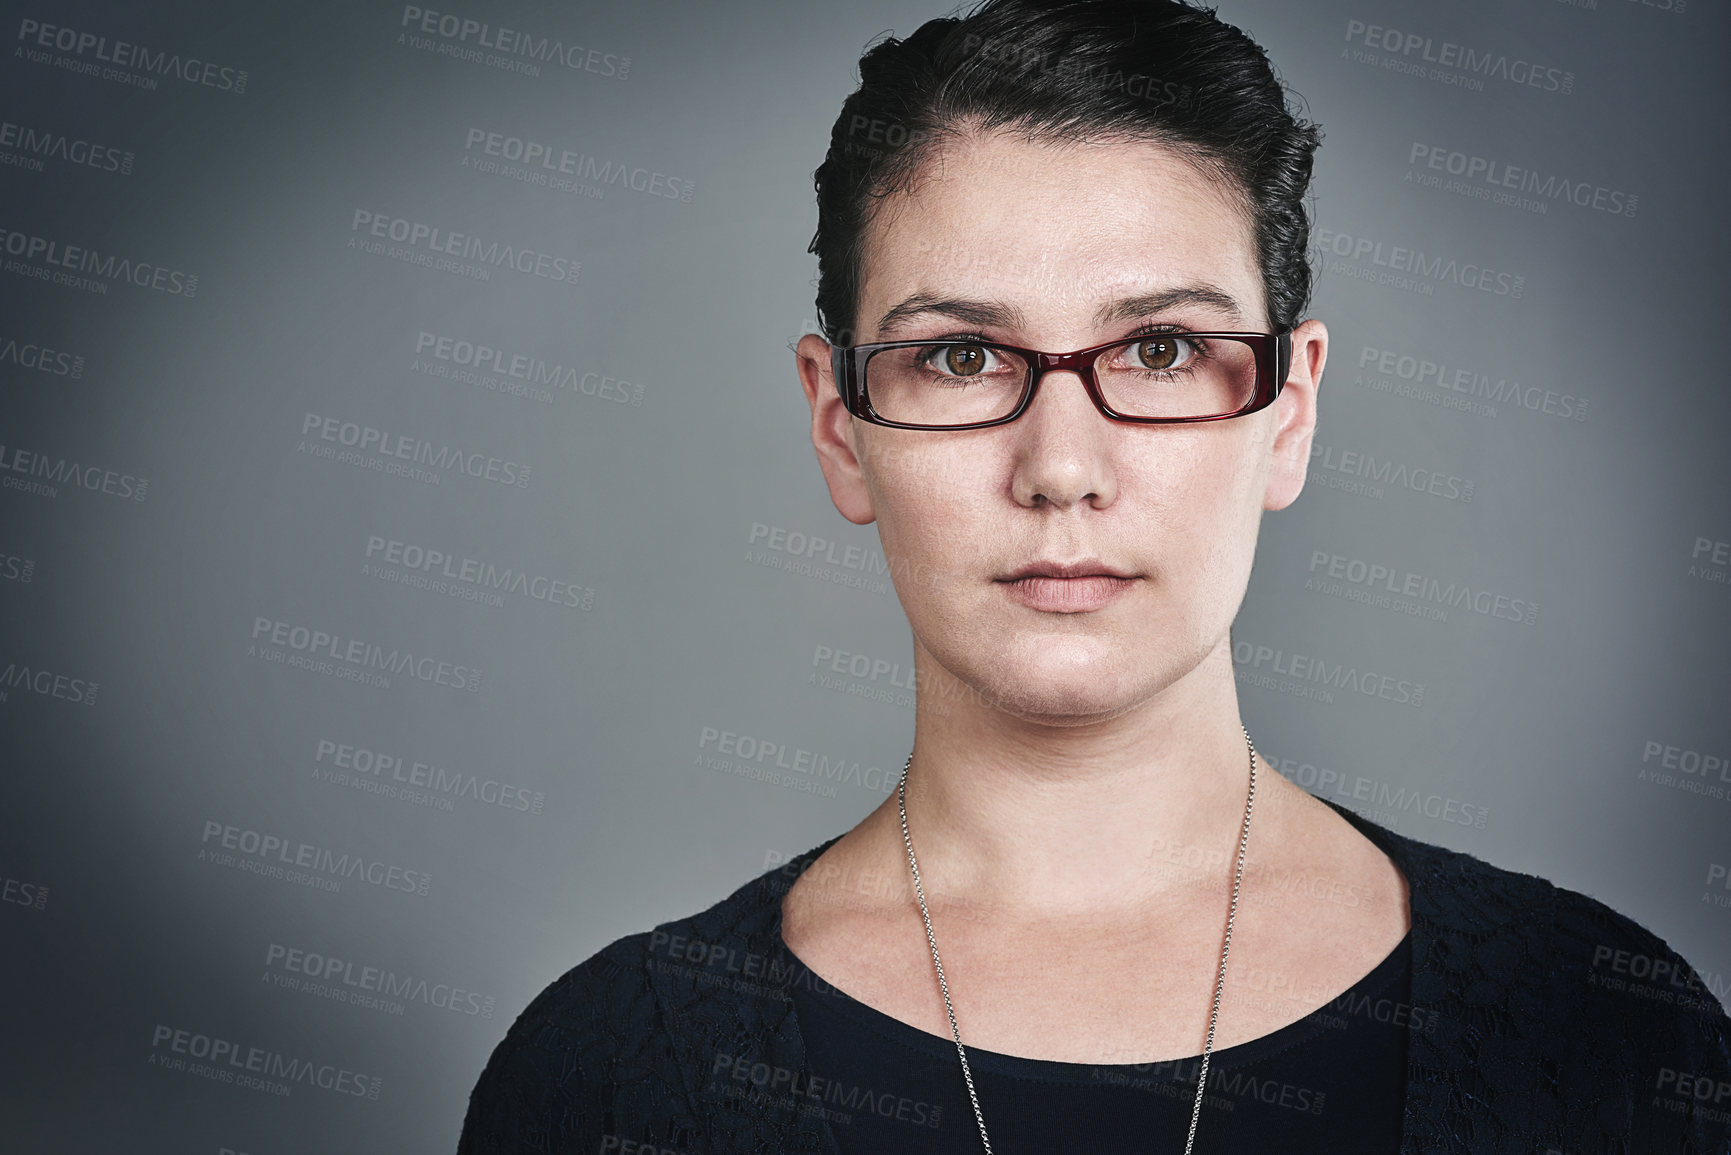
[249,616,484,692]
[149,1024,380,1099]
[0,119,133,174]
[463,129,691,200]
[1343,19,1572,93]
[399,6,629,78]
[365,535,592,610]
[16,18,249,92]
[0,226,197,295]
[412,330,640,403]
[1409,143,1636,218]
[1314,228,1523,297]
[0,659,98,705]
[1356,345,1587,420]
[0,334,85,377]
[300,412,532,488]
[0,442,148,500]
[200,820,432,896]
[315,736,548,814]
[266,942,496,1018]
[350,210,579,284]
[1307,550,1540,626]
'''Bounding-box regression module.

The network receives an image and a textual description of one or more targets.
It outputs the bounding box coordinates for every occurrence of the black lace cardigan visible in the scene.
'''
[458,799,1731,1153]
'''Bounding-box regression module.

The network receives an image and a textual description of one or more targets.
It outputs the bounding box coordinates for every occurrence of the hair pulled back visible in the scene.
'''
[810,0,1322,343]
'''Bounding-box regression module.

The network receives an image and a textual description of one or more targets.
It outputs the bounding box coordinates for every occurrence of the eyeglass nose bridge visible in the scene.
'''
[1022,347,1110,415]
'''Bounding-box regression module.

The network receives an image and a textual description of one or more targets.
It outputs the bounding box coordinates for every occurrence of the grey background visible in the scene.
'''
[1,0,1726,1151]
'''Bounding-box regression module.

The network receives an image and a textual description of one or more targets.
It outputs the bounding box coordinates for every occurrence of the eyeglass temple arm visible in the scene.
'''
[831,341,846,400]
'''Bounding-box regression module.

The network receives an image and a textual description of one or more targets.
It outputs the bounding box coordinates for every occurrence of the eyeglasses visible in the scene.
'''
[831,331,1292,430]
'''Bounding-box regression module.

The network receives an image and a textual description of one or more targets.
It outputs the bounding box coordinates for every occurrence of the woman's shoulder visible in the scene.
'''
[478,842,830,1036]
[1325,796,1712,971]
[454,929,670,1154]
[1343,805,1731,1145]
[457,845,833,1153]
[1353,802,1717,977]
[1348,810,1728,1041]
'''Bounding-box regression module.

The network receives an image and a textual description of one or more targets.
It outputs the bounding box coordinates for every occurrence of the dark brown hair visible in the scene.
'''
[809,0,1322,343]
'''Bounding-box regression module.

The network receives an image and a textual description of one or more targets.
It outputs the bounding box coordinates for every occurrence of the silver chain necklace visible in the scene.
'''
[895,725,1258,1155]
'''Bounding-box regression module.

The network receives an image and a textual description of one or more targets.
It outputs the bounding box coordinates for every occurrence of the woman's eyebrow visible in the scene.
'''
[1095,286,1243,326]
[876,295,1027,336]
[873,285,1243,338]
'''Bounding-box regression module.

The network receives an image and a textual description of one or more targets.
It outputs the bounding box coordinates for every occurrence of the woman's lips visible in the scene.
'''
[998,574,1138,613]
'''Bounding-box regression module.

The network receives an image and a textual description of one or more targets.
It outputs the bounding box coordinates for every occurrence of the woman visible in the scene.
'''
[460,1,1731,1151]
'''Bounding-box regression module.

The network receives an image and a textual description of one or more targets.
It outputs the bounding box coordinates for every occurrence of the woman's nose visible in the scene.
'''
[1007,367,1119,509]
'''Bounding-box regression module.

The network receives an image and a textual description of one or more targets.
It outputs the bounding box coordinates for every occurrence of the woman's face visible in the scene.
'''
[797,129,1326,726]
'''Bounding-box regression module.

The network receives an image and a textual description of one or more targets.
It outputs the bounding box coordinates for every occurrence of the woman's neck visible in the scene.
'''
[780,631,1412,1064]
[889,636,1267,918]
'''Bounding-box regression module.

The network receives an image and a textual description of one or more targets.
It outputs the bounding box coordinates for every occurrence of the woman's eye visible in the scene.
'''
[1129,336,1195,371]
[939,344,991,376]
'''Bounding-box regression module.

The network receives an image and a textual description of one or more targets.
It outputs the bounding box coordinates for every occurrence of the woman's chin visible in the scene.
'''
[950,657,1151,727]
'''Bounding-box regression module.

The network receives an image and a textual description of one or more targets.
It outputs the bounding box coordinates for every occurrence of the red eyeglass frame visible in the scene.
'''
[830,331,1293,431]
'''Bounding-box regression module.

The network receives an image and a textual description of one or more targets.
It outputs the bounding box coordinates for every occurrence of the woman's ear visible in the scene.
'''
[1263,318,1327,512]
[796,333,877,525]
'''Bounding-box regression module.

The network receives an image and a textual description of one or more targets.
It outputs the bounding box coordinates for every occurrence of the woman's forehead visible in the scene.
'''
[857,130,1262,331]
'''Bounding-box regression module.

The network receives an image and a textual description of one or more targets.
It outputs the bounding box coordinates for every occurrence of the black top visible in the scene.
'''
[456,799,1731,1154]
[786,932,1412,1154]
